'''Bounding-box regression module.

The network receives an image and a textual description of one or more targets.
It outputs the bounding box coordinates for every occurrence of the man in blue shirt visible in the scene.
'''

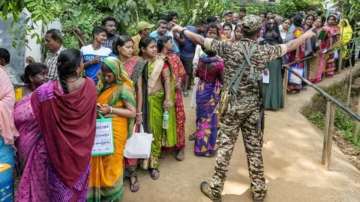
[178,21,207,96]
[150,20,180,54]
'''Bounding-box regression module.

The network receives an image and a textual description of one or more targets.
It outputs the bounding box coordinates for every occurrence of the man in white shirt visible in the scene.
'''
[81,26,111,84]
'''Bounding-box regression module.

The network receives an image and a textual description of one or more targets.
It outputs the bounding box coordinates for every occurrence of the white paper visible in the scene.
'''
[262,69,270,84]
[92,119,114,156]
[190,77,199,108]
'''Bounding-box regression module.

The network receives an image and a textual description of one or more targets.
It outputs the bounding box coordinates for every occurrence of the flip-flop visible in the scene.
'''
[175,149,185,161]
[149,169,160,180]
[188,133,195,141]
[129,175,140,192]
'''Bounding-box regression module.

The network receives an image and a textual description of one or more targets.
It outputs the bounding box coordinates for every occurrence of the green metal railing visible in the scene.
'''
[282,39,360,169]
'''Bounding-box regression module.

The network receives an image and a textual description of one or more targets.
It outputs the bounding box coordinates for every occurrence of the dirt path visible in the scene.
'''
[123,65,360,202]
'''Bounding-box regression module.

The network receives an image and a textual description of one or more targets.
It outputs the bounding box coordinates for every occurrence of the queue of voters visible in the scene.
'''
[0,6,358,202]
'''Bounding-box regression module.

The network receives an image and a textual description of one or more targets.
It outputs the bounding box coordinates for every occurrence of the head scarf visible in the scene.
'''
[340,19,353,45]
[98,56,136,137]
[98,57,135,103]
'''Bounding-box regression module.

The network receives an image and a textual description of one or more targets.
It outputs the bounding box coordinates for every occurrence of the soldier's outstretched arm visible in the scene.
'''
[172,24,232,60]
[172,25,205,46]
[280,29,316,56]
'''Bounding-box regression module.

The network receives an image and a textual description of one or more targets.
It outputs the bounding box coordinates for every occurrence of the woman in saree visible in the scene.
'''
[303,15,316,80]
[287,15,305,93]
[16,48,97,202]
[139,37,172,180]
[158,36,186,161]
[260,18,284,110]
[88,57,136,201]
[339,19,353,68]
[193,47,224,157]
[323,14,340,77]
[113,35,148,192]
[190,23,221,141]
[233,24,242,42]
[310,16,326,83]
[0,48,19,202]
[15,63,48,172]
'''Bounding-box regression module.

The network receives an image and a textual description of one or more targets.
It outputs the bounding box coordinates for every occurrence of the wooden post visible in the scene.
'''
[347,67,353,107]
[338,51,343,72]
[354,97,360,143]
[283,67,288,106]
[321,101,336,169]
[346,42,356,107]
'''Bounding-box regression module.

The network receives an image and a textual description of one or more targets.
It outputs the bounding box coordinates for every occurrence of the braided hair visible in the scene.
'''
[57,49,81,94]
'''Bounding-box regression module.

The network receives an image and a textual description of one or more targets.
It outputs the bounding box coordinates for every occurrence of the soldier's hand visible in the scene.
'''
[172,24,184,33]
[303,28,316,39]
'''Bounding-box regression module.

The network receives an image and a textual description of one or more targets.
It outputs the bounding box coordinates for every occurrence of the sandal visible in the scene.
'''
[188,133,195,141]
[149,169,160,180]
[175,149,185,161]
[129,175,140,192]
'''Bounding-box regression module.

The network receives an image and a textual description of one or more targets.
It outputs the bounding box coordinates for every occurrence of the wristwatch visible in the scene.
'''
[180,28,187,36]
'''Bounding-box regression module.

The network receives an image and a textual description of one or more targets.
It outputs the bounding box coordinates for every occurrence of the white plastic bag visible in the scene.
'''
[190,77,199,108]
[124,125,153,159]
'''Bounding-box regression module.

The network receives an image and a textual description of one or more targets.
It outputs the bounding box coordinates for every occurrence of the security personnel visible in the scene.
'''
[172,15,315,202]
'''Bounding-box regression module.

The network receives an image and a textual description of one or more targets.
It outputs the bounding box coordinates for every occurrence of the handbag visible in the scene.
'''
[217,44,257,117]
[124,125,153,159]
[92,114,114,156]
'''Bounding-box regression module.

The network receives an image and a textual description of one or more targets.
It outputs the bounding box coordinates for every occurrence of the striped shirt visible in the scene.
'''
[45,47,65,80]
[103,35,119,50]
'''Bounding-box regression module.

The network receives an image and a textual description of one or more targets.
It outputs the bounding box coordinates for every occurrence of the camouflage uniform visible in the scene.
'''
[203,15,284,201]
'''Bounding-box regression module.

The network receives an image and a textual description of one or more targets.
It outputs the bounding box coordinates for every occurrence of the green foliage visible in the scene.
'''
[0,0,25,21]
[60,0,228,48]
[307,111,325,129]
[2,0,325,49]
[340,0,360,29]
[245,3,276,15]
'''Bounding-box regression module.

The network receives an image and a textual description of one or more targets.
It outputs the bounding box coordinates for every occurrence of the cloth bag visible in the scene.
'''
[92,115,114,156]
[124,125,153,159]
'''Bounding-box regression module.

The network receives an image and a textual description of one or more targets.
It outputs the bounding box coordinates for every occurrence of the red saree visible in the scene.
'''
[167,53,186,149]
[31,78,97,187]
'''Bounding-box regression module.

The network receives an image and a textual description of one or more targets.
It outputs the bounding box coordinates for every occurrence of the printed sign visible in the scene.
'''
[92,117,114,156]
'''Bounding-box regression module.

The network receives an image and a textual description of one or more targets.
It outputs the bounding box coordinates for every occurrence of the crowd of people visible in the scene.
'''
[0,7,356,202]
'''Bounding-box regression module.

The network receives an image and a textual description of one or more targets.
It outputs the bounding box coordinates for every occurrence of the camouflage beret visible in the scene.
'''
[242,15,263,32]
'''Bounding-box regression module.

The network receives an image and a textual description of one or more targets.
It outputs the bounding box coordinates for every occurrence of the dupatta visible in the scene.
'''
[31,78,97,187]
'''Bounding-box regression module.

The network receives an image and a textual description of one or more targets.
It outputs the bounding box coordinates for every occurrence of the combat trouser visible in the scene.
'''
[209,98,267,200]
